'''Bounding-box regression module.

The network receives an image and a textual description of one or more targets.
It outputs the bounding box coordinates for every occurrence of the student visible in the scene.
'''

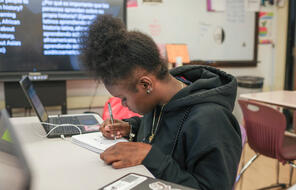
[80,15,242,190]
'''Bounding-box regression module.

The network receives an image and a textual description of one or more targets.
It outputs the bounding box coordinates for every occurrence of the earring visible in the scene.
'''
[146,89,151,94]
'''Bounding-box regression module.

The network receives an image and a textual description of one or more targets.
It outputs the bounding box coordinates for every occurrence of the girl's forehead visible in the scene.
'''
[104,82,128,94]
[105,79,129,89]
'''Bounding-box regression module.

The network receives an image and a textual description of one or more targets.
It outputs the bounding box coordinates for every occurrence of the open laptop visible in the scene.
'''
[19,76,103,138]
[0,109,31,190]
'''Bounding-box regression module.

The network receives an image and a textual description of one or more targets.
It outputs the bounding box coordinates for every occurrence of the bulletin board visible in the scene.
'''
[127,0,257,66]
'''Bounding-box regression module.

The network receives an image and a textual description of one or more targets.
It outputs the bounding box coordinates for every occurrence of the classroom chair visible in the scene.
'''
[237,99,296,189]
[102,97,141,120]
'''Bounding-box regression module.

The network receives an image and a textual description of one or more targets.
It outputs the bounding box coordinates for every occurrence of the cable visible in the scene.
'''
[60,134,65,140]
[32,122,84,138]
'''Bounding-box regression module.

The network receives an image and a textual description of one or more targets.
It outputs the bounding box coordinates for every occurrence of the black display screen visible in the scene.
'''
[0,0,126,81]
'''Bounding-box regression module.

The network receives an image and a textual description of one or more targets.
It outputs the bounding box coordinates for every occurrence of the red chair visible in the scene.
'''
[237,99,296,189]
[102,97,141,120]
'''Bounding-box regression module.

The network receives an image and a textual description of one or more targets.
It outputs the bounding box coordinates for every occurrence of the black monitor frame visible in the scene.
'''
[0,0,127,82]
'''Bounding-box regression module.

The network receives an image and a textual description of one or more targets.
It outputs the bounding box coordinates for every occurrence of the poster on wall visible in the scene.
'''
[207,0,226,12]
[244,0,260,12]
[149,19,162,37]
[258,12,274,44]
[143,0,162,3]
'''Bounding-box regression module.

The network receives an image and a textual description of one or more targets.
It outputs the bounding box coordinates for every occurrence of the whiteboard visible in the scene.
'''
[127,0,256,61]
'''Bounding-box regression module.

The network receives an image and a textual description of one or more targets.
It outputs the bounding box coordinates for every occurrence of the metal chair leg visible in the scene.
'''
[276,161,280,184]
[257,183,286,190]
[235,153,260,183]
[289,161,295,187]
[234,142,247,190]
[289,161,296,168]
[289,165,294,186]
[239,145,247,190]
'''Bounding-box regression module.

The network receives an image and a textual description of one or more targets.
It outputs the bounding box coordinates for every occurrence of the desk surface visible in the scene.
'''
[289,183,296,190]
[10,117,153,190]
[240,90,296,110]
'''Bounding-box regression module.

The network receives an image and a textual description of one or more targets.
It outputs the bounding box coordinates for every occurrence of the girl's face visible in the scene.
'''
[105,80,156,115]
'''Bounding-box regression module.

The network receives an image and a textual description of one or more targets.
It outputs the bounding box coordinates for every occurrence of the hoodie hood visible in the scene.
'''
[166,65,237,112]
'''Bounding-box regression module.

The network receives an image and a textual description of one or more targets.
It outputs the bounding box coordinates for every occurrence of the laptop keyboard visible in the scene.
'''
[43,116,83,137]
[50,116,80,125]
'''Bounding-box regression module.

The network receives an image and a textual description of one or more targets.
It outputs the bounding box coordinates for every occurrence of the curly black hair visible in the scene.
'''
[80,15,168,88]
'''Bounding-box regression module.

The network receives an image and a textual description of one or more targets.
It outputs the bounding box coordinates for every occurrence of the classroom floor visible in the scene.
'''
[235,143,296,190]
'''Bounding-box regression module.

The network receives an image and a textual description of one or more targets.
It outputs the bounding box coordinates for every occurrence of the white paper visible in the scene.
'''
[72,132,128,154]
[245,0,260,12]
[197,22,211,41]
[277,0,285,7]
[212,0,226,11]
[226,0,245,23]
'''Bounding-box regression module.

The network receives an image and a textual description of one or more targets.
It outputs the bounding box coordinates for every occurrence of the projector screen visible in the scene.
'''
[0,0,126,81]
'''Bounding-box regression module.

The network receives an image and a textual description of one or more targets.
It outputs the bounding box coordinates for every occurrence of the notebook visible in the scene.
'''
[72,132,127,154]
[19,76,103,138]
[0,109,31,190]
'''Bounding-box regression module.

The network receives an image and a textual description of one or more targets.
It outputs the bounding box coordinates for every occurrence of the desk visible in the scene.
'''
[289,183,296,190]
[240,90,296,135]
[240,90,296,110]
[10,117,153,190]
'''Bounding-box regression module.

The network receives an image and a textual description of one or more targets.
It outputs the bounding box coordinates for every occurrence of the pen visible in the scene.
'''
[108,102,116,140]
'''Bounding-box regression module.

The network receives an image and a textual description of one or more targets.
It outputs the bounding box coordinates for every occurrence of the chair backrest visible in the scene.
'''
[238,99,286,160]
[102,97,141,120]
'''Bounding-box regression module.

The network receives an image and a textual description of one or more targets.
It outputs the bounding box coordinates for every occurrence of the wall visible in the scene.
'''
[0,2,289,112]
[127,0,256,61]
[222,3,289,91]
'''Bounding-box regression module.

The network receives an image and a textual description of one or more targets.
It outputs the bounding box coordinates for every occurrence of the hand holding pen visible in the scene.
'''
[99,104,131,140]
[108,102,116,140]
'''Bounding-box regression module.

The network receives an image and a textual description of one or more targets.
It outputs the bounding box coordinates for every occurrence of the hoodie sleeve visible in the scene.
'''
[142,106,242,190]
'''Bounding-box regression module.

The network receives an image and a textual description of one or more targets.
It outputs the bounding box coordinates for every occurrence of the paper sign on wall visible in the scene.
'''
[245,0,260,12]
[259,12,274,44]
[143,0,162,2]
[127,0,138,8]
[207,0,226,12]
[166,44,190,64]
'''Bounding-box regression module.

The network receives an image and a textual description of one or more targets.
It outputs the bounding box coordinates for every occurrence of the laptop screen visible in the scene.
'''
[19,76,49,122]
[0,109,31,190]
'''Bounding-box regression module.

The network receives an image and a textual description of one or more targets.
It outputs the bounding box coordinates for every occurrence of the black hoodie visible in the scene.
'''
[127,65,242,190]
